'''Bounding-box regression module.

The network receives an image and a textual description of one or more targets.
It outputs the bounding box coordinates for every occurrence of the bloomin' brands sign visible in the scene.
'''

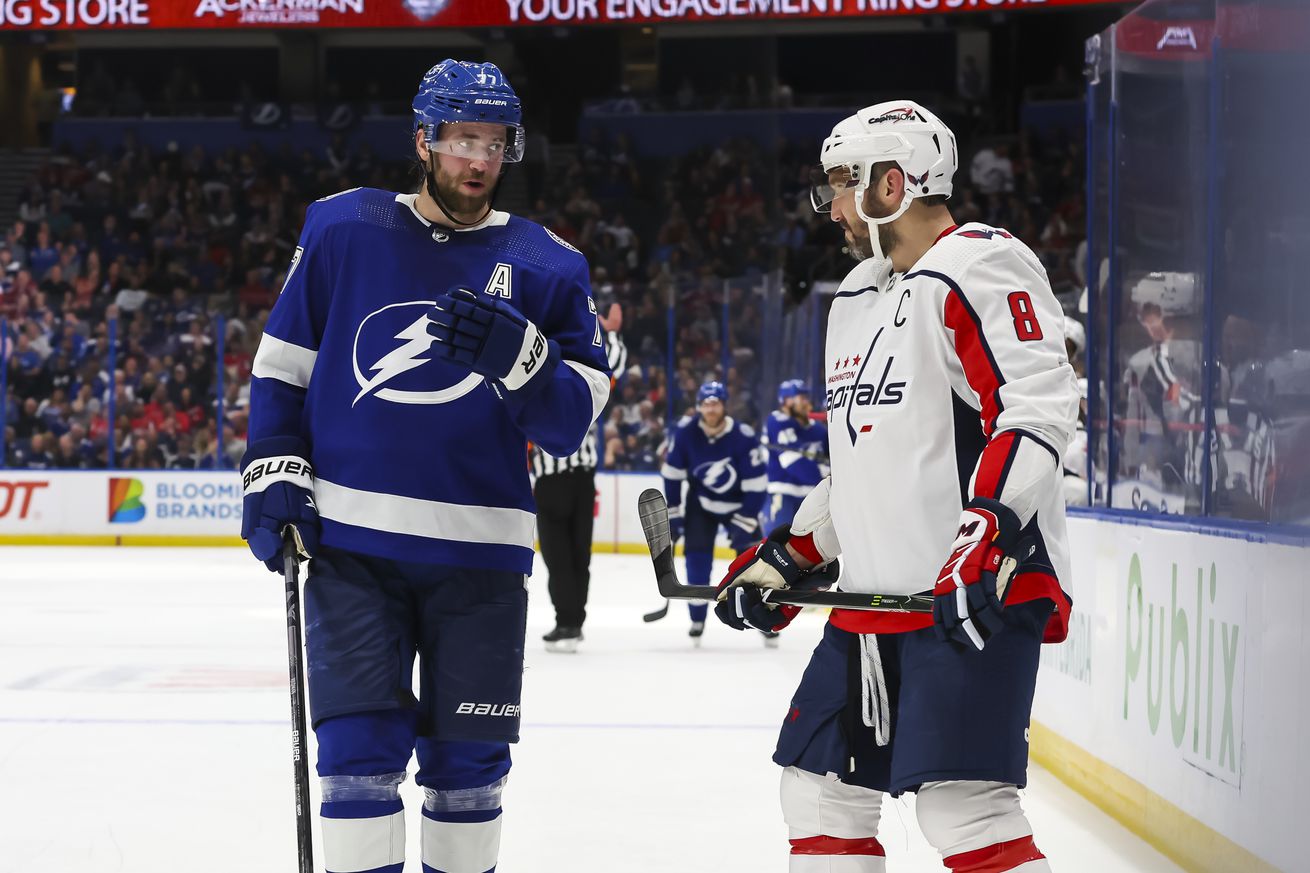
[0,0,1125,29]
[0,471,245,538]
[108,477,146,523]
[108,475,242,523]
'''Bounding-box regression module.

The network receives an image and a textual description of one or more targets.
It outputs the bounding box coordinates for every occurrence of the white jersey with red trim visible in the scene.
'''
[820,222,1079,639]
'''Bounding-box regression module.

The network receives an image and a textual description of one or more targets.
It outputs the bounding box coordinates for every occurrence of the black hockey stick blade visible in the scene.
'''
[642,600,670,623]
[636,488,932,614]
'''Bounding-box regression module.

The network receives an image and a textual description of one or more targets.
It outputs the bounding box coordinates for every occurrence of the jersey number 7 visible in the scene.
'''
[1007,291,1044,342]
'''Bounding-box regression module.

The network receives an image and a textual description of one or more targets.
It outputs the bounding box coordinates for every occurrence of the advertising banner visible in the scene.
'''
[1034,515,1306,872]
[0,470,243,540]
[0,0,1126,31]
[0,469,717,551]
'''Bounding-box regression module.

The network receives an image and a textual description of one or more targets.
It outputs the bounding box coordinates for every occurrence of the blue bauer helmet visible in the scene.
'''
[777,379,810,404]
[412,59,525,163]
[697,381,728,405]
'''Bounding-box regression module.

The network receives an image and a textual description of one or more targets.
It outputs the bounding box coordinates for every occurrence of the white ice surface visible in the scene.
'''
[0,548,1182,872]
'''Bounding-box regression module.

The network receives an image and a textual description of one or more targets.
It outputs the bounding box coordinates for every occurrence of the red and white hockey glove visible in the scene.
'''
[932,497,1022,651]
[713,526,836,633]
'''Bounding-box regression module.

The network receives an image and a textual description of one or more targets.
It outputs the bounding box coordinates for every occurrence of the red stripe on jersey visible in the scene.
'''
[830,607,933,635]
[973,431,1021,500]
[790,836,886,856]
[935,224,960,245]
[944,835,1045,872]
[1006,571,1072,643]
[944,290,1005,436]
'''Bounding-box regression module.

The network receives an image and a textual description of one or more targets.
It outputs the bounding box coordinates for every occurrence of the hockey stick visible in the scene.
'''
[762,442,831,464]
[642,600,670,623]
[282,537,314,873]
[637,489,933,613]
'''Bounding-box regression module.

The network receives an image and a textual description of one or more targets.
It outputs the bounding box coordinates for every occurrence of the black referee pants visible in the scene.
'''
[534,469,596,628]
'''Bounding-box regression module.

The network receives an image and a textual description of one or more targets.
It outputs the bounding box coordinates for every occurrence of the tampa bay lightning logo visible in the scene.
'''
[693,459,738,495]
[403,0,452,20]
[351,301,480,407]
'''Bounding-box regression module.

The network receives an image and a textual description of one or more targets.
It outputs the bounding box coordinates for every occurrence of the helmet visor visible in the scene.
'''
[428,127,525,164]
[809,166,853,215]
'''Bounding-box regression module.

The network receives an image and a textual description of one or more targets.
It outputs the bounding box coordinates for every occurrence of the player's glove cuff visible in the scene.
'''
[240,437,320,573]
[715,524,805,597]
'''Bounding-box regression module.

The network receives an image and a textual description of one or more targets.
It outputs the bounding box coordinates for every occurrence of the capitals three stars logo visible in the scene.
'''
[833,354,863,370]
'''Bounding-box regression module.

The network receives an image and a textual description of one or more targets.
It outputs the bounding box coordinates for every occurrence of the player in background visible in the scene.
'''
[240,60,609,873]
[711,102,1078,872]
[661,380,767,642]
[763,379,829,531]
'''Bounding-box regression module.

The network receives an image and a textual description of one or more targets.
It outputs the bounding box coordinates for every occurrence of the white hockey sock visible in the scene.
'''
[319,772,407,873]
[916,781,1051,872]
[421,778,505,873]
[782,767,887,873]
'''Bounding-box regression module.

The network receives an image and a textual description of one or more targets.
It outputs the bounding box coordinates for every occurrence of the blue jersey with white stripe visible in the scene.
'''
[765,410,828,497]
[661,416,767,518]
[249,188,609,573]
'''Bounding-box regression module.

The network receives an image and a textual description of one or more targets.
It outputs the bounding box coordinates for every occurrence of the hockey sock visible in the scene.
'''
[917,781,1051,873]
[319,772,407,873]
[421,778,505,873]
[782,767,887,873]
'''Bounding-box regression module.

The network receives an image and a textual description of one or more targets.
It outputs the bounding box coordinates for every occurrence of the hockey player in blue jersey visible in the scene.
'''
[239,59,610,873]
[661,380,768,642]
[764,379,829,531]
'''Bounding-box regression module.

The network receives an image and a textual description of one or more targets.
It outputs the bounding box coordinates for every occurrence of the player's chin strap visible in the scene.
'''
[424,152,494,229]
[854,176,913,262]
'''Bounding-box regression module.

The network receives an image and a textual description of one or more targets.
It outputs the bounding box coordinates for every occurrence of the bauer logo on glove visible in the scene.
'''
[427,287,560,392]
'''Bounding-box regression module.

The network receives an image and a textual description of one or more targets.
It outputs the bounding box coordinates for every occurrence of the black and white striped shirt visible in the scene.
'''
[531,420,600,477]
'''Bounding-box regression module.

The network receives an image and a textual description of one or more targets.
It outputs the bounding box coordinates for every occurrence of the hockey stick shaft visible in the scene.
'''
[761,442,830,464]
[283,538,314,873]
[637,488,932,614]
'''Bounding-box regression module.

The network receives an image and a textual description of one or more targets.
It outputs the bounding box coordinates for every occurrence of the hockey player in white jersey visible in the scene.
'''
[711,102,1079,872]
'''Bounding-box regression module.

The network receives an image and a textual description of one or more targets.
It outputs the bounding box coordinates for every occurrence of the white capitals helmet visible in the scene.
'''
[811,100,958,261]
[1130,271,1199,316]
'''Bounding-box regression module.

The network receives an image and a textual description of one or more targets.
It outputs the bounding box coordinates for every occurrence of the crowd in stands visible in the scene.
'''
[2,131,410,470]
[2,110,1087,473]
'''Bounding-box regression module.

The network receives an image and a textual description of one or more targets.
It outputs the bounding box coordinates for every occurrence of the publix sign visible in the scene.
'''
[1122,552,1244,786]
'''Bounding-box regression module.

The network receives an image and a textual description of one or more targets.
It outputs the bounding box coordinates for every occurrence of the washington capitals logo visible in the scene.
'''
[403,0,452,20]
[351,301,480,407]
[907,170,930,187]
[694,459,739,495]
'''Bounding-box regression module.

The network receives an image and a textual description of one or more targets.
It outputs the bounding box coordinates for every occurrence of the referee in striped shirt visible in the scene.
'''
[533,302,627,652]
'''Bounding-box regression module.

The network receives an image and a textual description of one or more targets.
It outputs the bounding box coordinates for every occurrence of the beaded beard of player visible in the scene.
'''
[417,128,503,228]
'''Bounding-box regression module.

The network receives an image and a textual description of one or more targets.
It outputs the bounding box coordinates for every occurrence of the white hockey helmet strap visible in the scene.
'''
[818,101,957,261]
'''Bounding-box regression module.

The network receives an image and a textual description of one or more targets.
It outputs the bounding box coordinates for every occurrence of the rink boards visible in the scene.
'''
[0,469,1303,872]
